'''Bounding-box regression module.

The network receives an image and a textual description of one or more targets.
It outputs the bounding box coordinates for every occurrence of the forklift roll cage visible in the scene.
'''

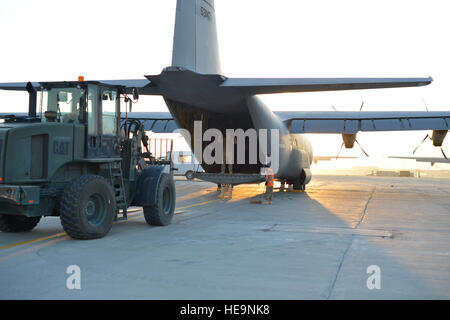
[38,81,129,159]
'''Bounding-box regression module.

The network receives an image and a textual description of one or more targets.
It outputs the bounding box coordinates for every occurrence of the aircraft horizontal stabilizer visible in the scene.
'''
[0,82,40,91]
[221,77,433,94]
[0,76,433,97]
[0,79,158,95]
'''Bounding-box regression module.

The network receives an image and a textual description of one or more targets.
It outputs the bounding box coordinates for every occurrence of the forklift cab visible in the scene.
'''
[39,81,123,159]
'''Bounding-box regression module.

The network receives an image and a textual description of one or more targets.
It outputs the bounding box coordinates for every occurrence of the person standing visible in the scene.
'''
[264,168,274,205]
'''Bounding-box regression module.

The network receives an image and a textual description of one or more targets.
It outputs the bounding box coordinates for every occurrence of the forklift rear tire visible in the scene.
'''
[0,215,41,232]
[60,175,116,240]
[143,173,175,226]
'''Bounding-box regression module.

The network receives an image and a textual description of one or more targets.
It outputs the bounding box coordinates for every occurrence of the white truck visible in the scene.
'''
[163,151,203,180]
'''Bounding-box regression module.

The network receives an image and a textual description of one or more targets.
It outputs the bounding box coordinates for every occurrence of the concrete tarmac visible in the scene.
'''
[0,175,449,299]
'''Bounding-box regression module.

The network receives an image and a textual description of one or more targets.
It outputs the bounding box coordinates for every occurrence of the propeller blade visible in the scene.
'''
[441,147,448,159]
[421,98,429,112]
[359,101,365,112]
[331,105,337,111]
[413,134,431,155]
[356,139,369,158]
[336,142,345,160]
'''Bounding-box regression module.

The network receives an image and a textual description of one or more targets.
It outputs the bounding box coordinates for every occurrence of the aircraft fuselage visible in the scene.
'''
[151,69,313,184]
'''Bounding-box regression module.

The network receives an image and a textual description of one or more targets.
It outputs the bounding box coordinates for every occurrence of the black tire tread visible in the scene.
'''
[293,181,305,191]
[60,175,115,240]
[0,215,41,232]
[143,174,175,226]
[185,170,194,180]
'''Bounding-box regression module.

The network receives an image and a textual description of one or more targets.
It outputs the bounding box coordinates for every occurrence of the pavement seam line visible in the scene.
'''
[325,237,353,300]
[354,187,376,229]
[325,187,376,299]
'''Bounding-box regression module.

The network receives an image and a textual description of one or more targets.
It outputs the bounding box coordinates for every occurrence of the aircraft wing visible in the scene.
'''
[389,156,450,164]
[221,77,433,95]
[122,112,177,133]
[276,111,450,134]
[313,156,357,163]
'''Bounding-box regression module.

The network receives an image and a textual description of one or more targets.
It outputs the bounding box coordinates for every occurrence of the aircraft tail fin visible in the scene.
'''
[172,0,222,75]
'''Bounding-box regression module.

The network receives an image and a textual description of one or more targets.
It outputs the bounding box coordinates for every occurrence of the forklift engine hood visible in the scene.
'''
[0,122,78,185]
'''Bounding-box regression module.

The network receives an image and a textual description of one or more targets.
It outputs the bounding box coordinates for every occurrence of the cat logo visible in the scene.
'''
[53,137,71,155]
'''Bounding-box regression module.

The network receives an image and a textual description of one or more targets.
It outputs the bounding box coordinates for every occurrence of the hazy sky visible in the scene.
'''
[0,0,449,169]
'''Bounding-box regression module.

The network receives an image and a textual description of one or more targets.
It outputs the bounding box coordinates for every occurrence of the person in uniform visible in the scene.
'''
[264,168,274,205]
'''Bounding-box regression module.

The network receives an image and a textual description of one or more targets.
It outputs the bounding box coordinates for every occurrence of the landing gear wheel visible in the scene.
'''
[293,170,309,191]
[60,175,116,240]
[143,173,176,226]
[293,181,306,191]
[0,215,41,232]
[185,170,194,181]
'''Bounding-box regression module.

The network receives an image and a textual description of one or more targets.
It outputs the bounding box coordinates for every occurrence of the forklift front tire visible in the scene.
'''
[60,175,116,240]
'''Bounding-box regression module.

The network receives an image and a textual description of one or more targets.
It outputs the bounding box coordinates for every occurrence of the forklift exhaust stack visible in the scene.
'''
[26,82,36,118]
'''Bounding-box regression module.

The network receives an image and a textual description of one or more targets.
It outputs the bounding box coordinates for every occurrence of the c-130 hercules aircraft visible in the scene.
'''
[2,0,450,190]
